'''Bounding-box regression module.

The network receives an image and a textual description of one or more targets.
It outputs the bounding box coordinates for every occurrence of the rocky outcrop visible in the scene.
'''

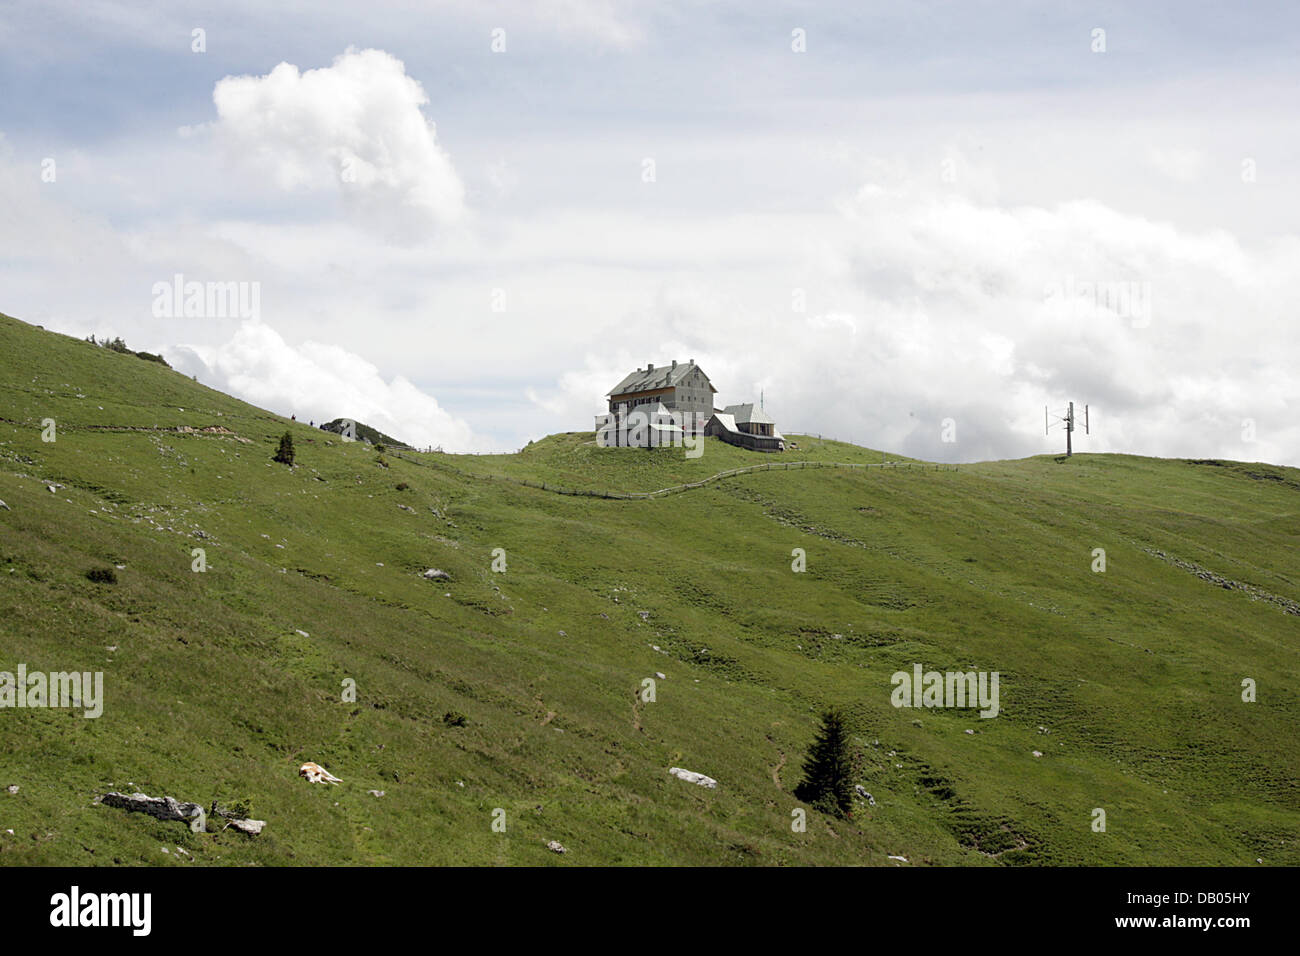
[99,791,206,831]
[1144,547,1300,615]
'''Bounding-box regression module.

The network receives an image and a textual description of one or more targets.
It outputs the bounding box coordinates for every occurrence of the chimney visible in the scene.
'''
[646,363,654,372]
[689,358,694,365]
[671,359,677,367]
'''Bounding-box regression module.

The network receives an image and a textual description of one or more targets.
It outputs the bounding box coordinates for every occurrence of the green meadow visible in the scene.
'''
[0,311,1296,866]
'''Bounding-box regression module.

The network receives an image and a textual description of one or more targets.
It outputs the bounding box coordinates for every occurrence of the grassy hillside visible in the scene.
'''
[1,311,1296,866]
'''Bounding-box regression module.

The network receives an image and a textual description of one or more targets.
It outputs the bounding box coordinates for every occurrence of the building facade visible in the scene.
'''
[596,361,786,452]
[596,360,714,446]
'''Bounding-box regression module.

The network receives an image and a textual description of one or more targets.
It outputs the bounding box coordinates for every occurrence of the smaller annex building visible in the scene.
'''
[705,403,785,452]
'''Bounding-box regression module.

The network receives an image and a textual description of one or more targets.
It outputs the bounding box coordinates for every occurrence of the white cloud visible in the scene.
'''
[1145,146,1207,183]
[523,174,1300,465]
[532,0,644,49]
[210,48,465,241]
[165,321,488,452]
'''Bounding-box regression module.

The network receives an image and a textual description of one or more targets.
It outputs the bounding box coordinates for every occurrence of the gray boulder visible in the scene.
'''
[100,791,206,831]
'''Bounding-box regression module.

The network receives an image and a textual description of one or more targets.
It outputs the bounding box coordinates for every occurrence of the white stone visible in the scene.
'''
[668,767,717,789]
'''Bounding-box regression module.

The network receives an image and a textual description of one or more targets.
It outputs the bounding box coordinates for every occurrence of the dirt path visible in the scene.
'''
[771,750,786,791]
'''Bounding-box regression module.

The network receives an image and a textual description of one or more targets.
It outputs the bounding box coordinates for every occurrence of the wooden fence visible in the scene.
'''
[388,451,957,501]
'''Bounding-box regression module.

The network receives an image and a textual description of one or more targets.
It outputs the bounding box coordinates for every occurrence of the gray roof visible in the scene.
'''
[709,412,739,433]
[608,361,712,398]
[723,403,774,426]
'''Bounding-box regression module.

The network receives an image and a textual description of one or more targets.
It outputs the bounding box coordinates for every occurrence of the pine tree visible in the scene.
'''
[794,709,855,817]
[273,431,295,466]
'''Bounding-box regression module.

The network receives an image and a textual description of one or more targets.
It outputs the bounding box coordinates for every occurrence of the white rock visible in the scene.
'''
[655,672,666,680]
[295,629,309,638]
[888,854,908,863]
[964,729,975,735]
[0,500,9,510]
[227,818,265,835]
[5,785,17,794]
[546,840,567,854]
[368,790,385,798]
[1032,750,1043,758]
[668,767,717,789]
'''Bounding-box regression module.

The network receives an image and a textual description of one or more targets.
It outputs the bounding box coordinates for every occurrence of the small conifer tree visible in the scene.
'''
[273,431,295,466]
[794,708,855,817]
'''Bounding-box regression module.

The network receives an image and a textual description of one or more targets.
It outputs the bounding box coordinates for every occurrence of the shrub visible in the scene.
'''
[395,482,410,491]
[211,797,254,820]
[443,711,467,727]
[86,568,118,584]
[273,431,295,465]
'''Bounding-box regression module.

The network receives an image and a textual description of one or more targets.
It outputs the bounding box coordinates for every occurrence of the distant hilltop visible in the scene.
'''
[318,418,411,449]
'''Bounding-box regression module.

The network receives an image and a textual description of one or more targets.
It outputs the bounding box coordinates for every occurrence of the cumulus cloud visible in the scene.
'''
[165,321,486,452]
[210,48,465,241]
[526,169,1300,466]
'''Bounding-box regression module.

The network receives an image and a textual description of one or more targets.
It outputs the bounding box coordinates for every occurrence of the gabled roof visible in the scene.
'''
[608,362,713,398]
[709,412,739,433]
[723,403,774,426]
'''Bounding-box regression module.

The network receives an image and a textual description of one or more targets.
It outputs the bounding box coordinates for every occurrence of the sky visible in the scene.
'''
[1,1,1297,462]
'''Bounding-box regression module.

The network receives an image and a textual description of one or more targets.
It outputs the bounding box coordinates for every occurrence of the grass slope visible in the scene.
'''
[0,311,1296,866]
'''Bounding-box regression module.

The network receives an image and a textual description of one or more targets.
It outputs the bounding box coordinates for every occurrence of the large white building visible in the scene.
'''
[596,360,714,447]
[596,361,785,452]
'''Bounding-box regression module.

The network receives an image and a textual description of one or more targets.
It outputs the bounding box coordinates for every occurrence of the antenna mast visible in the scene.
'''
[1046,401,1091,457]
